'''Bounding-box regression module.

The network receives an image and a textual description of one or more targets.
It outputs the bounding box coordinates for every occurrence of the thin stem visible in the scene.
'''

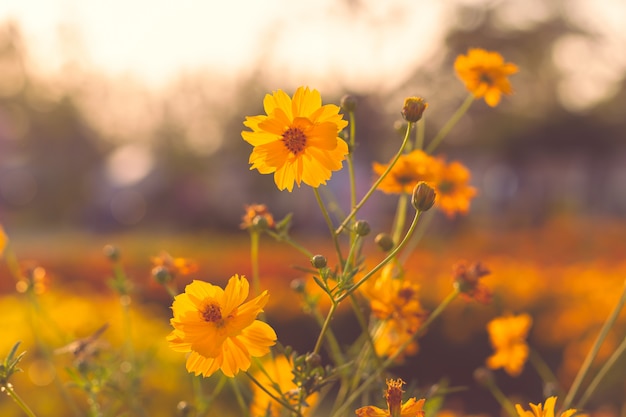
[336,122,413,235]
[337,209,422,303]
[229,378,250,417]
[331,289,459,417]
[313,188,344,268]
[391,193,409,245]
[265,231,314,259]
[245,371,301,415]
[2,384,38,417]
[561,279,626,411]
[529,348,563,396]
[485,380,518,417]
[249,230,261,296]
[425,94,474,154]
[312,302,338,356]
[576,330,626,409]
[415,115,426,150]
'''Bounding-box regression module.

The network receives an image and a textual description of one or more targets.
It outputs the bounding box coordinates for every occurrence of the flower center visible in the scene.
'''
[282,127,307,155]
[201,302,223,323]
[438,180,455,194]
[479,72,494,85]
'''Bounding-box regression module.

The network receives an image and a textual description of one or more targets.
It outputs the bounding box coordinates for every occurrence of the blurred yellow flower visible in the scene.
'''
[486,313,532,377]
[242,86,349,192]
[373,150,437,194]
[356,378,425,417]
[250,355,318,417]
[361,265,426,359]
[454,48,518,107]
[515,396,577,417]
[0,224,7,258]
[432,160,477,218]
[167,275,277,377]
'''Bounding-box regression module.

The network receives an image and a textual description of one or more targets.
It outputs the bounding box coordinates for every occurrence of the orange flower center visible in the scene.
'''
[282,127,307,155]
[201,302,223,323]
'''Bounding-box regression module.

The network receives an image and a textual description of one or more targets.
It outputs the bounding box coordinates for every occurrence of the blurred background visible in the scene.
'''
[1,0,625,234]
[1,0,626,416]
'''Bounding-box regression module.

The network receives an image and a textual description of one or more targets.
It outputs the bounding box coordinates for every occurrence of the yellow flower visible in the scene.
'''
[431,159,477,218]
[486,313,532,377]
[167,275,277,377]
[361,265,426,359]
[250,355,318,417]
[454,48,518,107]
[373,150,437,194]
[242,86,349,192]
[515,396,577,417]
[356,378,425,417]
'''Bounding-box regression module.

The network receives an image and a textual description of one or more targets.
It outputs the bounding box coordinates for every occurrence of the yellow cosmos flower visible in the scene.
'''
[250,355,318,417]
[454,48,518,107]
[515,396,577,417]
[431,159,477,218]
[167,275,277,377]
[356,378,425,417]
[373,150,437,194]
[486,313,532,377]
[242,86,349,192]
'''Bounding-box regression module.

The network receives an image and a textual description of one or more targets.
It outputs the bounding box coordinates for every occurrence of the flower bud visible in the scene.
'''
[473,367,495,388]
[177,401,195,417]
[411,182,436,212]
[375,233,394,252]
[305,352,322,368]
[103,245,120,262]
[252,215,269,230]
[354,220,371,237]
[340,94,357,112]
[290,278,306,293]
[401,97,428,123]
[311,255,327,269]
[152,265,172,285]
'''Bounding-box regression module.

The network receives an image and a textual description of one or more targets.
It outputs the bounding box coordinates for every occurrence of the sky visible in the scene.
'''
[0,0,447,93]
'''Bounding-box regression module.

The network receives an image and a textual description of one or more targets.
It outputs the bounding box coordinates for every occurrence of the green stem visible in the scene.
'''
[245,371,302,416]
[2,384,38,417]
[312,302,338,356]
[265,231,314,259]
[562,279,626,410]
[415,115,426,150]
[485,380,518,417]
[337,209,422,303]
[249,231,261,296]
[425,94,474,154]
[313,188,344,269]
[529,348,563,396]
[391,193,409,245]
[331,289,459,417]
[335,122,413,235]
[576,330,626,409]
[229,378,250,417]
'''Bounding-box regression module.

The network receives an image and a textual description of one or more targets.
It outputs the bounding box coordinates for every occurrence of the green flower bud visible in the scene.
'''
[311,255,327,269]
[354,220,371,237]
[340,94,357,112]
[411,182,436,212]
[152,265,172,285]
[103,245,120,262]
[374,233,395,251]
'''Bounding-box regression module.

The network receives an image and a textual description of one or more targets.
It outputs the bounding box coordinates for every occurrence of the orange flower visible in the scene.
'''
[454,48,518,107]
[240,203,275,230]
[151,251,198,279]
[486,313,532,377]
[431,160,477,218]
[452,261,492,304]
[515,396,576,417]
[242,86,349,192]
[167,275,277,377]
[373,150,437,194]
[356,378,425,417]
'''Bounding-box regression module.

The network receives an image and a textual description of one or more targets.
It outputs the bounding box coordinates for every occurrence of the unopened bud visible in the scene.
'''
[305,352,322,368]
[354,220,371,237]
[411,182,436,212]
[252,215,269,230]
[375,233,394,252]
[340,95,358,112]
[290,278,306,293]
[401,97,428,123]
[311,255,327,269]
[473,367,495,388]
[103,245,120,262]
[177,401,195,417]
[152,266,172,284]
